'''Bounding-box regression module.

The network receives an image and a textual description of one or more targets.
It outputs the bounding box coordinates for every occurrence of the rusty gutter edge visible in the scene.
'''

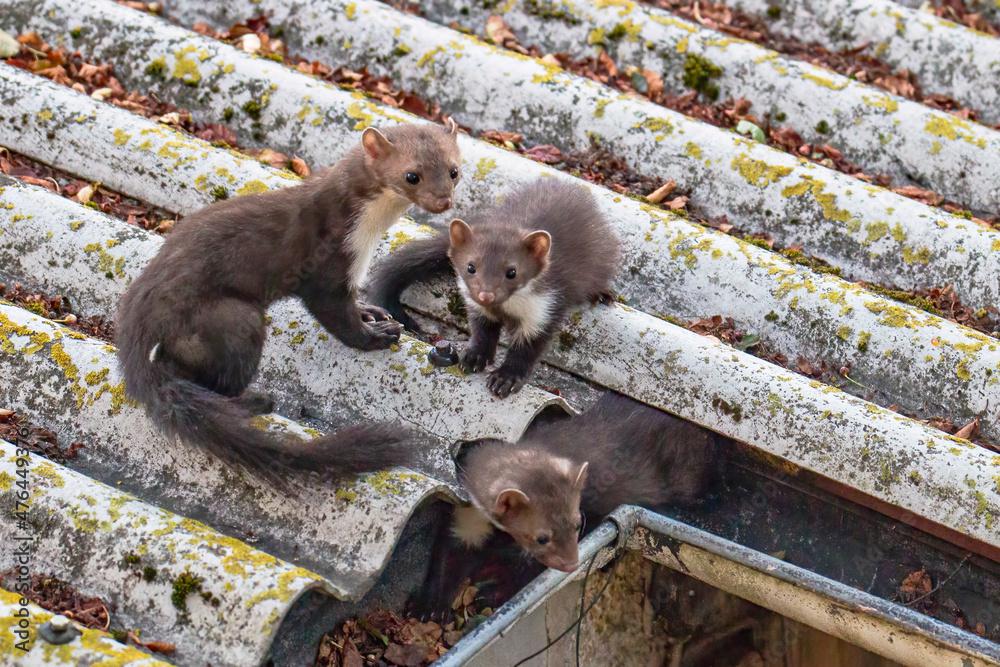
[436,506,1000,667]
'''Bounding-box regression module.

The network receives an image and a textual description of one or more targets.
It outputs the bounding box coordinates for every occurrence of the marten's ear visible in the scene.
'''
[493,488,530,518]
[444,117,459,136]
[361,127,394,160]
[522,230,552,262]
[449,219,474,248]
[574,462,589,490]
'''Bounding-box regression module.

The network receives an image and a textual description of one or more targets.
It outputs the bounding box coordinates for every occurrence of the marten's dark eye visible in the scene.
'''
[536,534,550,546]
[467,263,476,275]
[405,172,420,185]
[449,167,459,180]
[505,268,517,280]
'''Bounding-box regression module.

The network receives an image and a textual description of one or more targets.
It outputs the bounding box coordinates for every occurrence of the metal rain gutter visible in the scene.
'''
[437,506,1000,667]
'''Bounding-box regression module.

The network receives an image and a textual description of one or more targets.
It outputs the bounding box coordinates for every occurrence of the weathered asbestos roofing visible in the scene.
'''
[0,0,998,663]
[0,438,335,666]
[725,0,1000,126]
[0,589,173,666]
[72,0,1000,448]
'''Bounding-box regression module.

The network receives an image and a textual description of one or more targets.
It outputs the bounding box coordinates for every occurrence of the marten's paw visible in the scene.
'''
[589,289,616,306]
[460,347,492,374]
[359,320,403,350]
[487,368,526,398]
[358,302,393,323]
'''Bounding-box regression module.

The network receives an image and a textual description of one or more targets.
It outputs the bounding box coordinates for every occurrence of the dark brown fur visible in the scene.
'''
[115,123,461,484]
[368,179,620,397]
[457,392,720,570]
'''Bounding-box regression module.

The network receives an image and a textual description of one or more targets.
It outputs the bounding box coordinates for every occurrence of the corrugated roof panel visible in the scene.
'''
[0,589,172,665]
[0,439,340,666]
[0,302,459,601]
[12,0,997,448]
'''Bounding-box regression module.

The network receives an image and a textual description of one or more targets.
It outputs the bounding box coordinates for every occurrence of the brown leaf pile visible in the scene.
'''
[1,149,174,232]
[481,15,995,227]
[919,0,1000,36]
[2,30,311,176]
[0,409,84,463]
[1,282,114,341]
[644,0,995,126]
[191,17,449,126]
[0,568,177,654]
[0,572,110,630]
[315,582,492,666]
[897,566,988,637]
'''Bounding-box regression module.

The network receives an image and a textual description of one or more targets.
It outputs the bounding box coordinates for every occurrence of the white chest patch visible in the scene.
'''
[451,504,495,548]
[500,283,556,343]
[346,190,411,290]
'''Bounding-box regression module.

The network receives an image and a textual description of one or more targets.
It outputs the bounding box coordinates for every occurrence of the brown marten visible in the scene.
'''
[453,392,720,571]
[368,179,620,398]
[116,122,461,484]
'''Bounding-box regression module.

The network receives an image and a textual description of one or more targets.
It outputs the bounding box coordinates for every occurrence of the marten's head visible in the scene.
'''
[461,444,587,572]
[447,219,551,309]
[361,120,461,214]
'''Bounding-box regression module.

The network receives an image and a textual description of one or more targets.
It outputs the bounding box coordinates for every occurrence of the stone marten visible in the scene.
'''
[368,179,620,397]
[453,392,720,571]
[116,122,461,485]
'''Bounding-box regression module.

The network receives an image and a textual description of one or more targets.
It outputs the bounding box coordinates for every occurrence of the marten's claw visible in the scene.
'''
[487,369,525,398]
[358,302,393,323]
[460,348,492,374]
[359,320,403,350]
[589,289,616,306]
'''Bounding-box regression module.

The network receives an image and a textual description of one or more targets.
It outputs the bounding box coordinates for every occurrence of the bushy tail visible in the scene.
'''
[367,232,452,332]
[159,376,417,482]
[123,342,418,488]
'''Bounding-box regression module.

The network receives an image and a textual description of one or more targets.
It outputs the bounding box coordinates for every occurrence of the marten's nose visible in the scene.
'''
[477,291,495,305]
[545,556,578,573]
[428,196,451,213]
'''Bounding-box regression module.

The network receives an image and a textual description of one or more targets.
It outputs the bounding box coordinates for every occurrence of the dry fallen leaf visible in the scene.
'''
[383,642,428,666]
[522,144,562,164]
[255,148,289,169]
[156,111,182,126]
[666,195,689,210]
[900,569,933,600]
[76,185,95,204]
[953,417,979,441]
[540,53,560,69]
[290,157,311,178]
[646,179,676,204]
[642,69,664,99]
[18,176,57,191]
[485,15,516,46]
